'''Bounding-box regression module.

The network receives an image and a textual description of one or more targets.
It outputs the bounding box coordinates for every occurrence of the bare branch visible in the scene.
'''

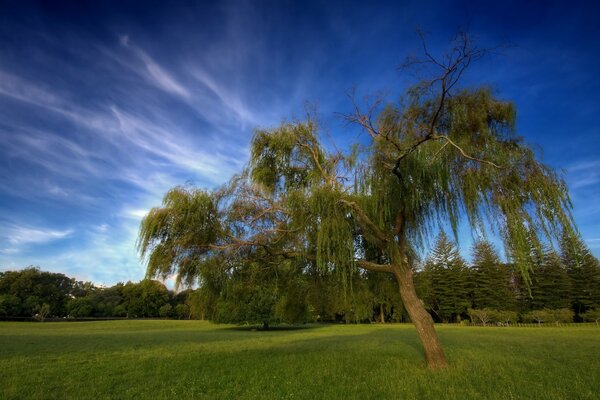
[435,135,503,169]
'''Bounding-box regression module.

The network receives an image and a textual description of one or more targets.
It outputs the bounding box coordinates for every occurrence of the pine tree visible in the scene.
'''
[530,249,571,310]
[471,240,515,310]
[561,232,600,315]
[423,232,470,322]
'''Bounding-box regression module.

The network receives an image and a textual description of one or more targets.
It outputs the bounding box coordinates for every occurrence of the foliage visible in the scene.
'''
[468,308,518,325]
[0,267,79,318]
[420,233,470,322]
[136,36,578,369]
[529,250,571,310]
[581,309,600,324]
[33,303,50,322]
[468,308,494,326]
[470,240,514,310]
[522,308,574,325]
[561,232,600,315]
[159,304,173,318]
[494,310,518,325]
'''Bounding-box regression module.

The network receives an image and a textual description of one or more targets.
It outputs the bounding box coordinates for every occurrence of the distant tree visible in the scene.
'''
[561,232,600,315]
[582,309,600,326]
[530,250,570,310]
[34,303,51,322]
[522,308,573,325]
[0,294,21,316]
[368,272,403,323]
[186,290,209,320]
[547,308,574,325]
[138,34,577,369]
[494,310,518,325]
[159,304,173,318]
[67,297,94,318]
[522,309,547,325]
[421,233,470,322]
[0,267,78,317]
[120,280,169,318]
[471,240,514,310]
[468,308,494,326]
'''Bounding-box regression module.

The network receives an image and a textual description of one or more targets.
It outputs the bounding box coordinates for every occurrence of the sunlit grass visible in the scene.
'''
[1,321,598,399]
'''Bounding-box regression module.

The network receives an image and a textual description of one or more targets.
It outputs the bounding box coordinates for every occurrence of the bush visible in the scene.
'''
[468,308,494,326]
[174,304,190,320]
[494,310,518,325]
[159,304,173,318]
[522,308,574,325]
[582,309,600,325]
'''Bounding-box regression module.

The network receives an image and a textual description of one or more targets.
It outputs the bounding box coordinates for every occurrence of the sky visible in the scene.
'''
[0,0,599,285]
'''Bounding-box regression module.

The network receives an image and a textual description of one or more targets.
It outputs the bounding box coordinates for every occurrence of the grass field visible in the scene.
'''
[1,321,598,399]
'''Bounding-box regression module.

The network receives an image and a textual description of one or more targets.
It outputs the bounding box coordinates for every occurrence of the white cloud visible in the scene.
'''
[4,225,74,246]
[123,208,150,220]
[566,159,600,189]
[118,38,190,99]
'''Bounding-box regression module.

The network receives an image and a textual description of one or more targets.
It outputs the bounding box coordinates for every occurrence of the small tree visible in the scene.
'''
[494,310,518,325]
[468,308,494,326]
[582,309,600,326]
[547,308,574,325]
[523,309,548,325]
[34,303,51,322]
[159,304,173,318]
[174,303,190,320]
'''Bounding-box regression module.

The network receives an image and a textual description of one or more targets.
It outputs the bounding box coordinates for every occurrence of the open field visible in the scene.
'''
[1,321,598,399]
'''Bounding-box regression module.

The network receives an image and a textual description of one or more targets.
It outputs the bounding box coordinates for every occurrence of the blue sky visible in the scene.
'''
[0,0,599,285]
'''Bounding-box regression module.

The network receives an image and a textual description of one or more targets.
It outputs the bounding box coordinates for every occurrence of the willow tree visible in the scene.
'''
[138,34,575,369]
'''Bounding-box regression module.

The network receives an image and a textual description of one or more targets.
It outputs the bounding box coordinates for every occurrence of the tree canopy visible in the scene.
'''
[138,34,577,369]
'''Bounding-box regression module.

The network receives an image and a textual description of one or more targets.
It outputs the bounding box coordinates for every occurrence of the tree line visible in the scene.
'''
[2,231,598,324]
[0,269,198,321]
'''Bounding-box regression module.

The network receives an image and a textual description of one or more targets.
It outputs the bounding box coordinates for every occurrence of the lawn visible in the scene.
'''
[0,321,598,399]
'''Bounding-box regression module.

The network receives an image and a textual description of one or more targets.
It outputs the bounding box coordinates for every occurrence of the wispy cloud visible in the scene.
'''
[3,224,74,246]
[566,159,600,189]
[119,37,190,99]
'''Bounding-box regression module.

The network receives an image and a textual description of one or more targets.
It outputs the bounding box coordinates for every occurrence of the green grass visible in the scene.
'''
[0,321,598,399]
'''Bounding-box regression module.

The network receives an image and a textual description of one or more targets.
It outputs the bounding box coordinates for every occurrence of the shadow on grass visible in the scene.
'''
[225,323,325,332]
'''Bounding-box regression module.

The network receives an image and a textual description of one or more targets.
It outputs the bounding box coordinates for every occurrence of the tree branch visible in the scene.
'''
[356,259,393,274]
[339,199,389,247]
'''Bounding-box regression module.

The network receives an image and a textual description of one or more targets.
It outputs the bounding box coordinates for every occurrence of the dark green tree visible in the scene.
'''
[120,280,170,318]
[530,250,571,310]
[421,232,470,322]
[470,240,514,310]
[561,232,600,315]
[0,267,78,317]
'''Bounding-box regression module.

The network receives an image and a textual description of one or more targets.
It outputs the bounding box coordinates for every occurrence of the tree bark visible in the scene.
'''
[392,263,448,369]
[379,303,385,323]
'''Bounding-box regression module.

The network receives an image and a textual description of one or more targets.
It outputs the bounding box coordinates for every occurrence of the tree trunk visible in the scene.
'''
[392,264,448,369]
[379,303,385,323]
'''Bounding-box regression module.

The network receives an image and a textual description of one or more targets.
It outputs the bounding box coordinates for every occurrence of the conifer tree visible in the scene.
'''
[471,240,514,310]
[530,250,571,310]
[422,233,470,322]
[561,232,600,315]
